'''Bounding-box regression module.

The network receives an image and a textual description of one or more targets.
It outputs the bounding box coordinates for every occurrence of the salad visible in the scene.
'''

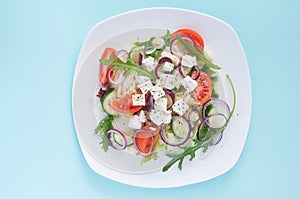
[94,28,236,172]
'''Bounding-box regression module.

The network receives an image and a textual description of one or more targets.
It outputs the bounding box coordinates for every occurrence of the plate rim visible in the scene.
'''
[72,7,252,188]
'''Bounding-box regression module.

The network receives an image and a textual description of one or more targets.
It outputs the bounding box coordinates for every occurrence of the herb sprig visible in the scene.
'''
[94,115,114,152]
[162,74,236,172]
[100,57,155,80]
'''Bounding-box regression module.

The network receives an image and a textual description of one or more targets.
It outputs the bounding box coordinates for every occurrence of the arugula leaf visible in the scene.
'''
[176,35,221,70]
[100,57,155,80]
[162,30,172,47]
[94,115,114,152]
[162,75,236,172]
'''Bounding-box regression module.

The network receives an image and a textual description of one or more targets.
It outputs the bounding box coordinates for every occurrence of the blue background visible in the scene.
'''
[1,0,299,198]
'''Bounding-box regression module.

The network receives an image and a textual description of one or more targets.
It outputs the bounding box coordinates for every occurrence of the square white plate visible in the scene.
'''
[72,7,252,188]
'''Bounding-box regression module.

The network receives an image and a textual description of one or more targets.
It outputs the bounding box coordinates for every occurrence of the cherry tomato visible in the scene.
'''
[99,47,116,84]
[134,124,160,156]
[192,71,212,105]
[172,28,204,50]
[109,90,143,114]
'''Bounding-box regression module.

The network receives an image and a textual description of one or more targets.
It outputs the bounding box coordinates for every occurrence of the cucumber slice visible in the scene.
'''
[171,116,191,139]
[101,89,119,116]
[113,131,133,147]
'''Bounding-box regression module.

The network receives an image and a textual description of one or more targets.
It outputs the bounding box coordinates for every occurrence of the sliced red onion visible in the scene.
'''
[197,113,227,141]
[106,128,127,150]
[160,116,191,147]
[138,53,143,65]
[188,108,201,124]
[108,66,126,85]
[202,98,231,125]
[142,93,153,112]
[178,63,185,78]
[117,49,129,62]
[154,57,172,78]
[204,113,228,129]
[96,83,110,99]
[133,129,155,156]
[170,35,195,57]
[191,65,201,80]
[164,89,175,109]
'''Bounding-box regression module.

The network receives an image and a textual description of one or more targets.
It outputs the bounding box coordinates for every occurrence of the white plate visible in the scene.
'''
[72,7,252,188]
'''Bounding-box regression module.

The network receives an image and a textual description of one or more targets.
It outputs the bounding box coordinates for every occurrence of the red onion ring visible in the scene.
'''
[108,66,126,85]
[138,53,143,65]
[133,129,155,156]
[202,98,231,126]
[154,57,172,78]
[160,116,191,147]
[170,35,195,58]
[191,65,201,80]
[197,113,227,141]
[164,89,175,109]
[142,93,153,112]
[96,83,110,99]
[116,49,129,62]
[106,128,127,150]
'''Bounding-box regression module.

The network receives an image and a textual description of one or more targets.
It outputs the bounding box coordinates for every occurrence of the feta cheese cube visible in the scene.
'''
[154,97,167,112]
[172,98,189,116]
[164,110,172,124]
[132,93,145,106]
[128,115,142,129]
[159,73,177,90]
[181,55,197,68]
[150,85,165,100]
[161,62,174,72]
[137,80,153,94]
[181,76,198,92]
[149,109,172,125]
[142,56,156,72]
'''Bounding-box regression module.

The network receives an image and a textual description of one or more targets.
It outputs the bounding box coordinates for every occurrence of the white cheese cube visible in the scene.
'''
[154,97,168,112]
[128,115,142,129]
[137,80,153,94]
[163,110,172,124]
[132,93,145,106]
[159,73,177,90]
[172,98,189,116]
[142,56,156,72]
[181,55,197,68]
[150,85,165,100]
[149,109,172,125]
[181,76,198,92]
[161,62,174,72]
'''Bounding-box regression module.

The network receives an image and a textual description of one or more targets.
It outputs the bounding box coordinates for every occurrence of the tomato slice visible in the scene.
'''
[109,90,143,114]
[134,125,160,156]
[192,71,212,106]
[172,28,204,50]
[99,47,116,84]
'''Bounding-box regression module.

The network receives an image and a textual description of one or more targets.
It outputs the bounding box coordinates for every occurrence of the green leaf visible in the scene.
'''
[94,115,114,152]
[176,35,221,70]
[100,57,155,80]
